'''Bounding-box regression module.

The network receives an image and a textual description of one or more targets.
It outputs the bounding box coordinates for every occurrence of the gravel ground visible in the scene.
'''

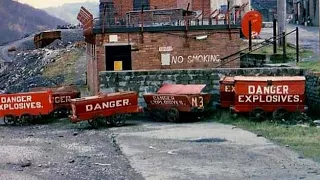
[110,118,320,180]
[0,119,144,180]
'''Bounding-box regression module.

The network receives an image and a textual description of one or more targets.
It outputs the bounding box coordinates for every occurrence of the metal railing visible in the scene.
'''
[215,27,300,68]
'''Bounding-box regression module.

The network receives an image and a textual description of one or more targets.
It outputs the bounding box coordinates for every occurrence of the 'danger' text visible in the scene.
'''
[248,85,289,95]
[86,99,130,112]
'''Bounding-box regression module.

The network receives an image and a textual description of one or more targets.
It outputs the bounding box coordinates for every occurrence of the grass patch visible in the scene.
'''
[297,61,320,72]
[208,111,320,162]
[241,43,315,63]
[42,49,83,85]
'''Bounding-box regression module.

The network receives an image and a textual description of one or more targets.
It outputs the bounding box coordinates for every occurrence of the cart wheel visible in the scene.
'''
[4,114,16,126]
[52,108,67,118]
[59,108,68,118]
[18,114,33,125]
[88,119,99,128]
[272,108,288,121]
[167,108,180,123]
[94,115,106,126]
[249,108,266,121]
[151,108,166,122]
[110,114,126,127]
[66,109,72,116]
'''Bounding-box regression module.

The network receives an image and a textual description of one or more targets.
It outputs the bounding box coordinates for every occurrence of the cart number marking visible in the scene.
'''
[192,96,204,109]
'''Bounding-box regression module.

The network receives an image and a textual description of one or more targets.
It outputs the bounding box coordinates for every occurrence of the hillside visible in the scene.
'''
[43,1,99,25]
[0,0,66,45]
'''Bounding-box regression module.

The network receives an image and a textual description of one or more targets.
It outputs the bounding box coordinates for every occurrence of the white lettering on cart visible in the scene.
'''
[85,99,130,112]
[238,85,300,103]
[0,96,43,110]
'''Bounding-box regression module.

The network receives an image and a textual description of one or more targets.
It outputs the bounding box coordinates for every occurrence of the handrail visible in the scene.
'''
[220,29,297,61]
[216,29,297,68]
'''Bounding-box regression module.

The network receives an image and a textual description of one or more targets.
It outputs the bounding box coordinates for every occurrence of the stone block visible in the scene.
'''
[119,81,127,87]
[100,87,116,93]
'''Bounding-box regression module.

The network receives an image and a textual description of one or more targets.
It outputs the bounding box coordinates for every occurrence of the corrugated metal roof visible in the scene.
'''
[157,84,207,94]
[234,76,305,81]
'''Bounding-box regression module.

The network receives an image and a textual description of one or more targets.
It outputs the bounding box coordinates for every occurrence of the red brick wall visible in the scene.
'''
[192,0,211,16]
[97,29,240,69]
[113,0,133,19]
[150,0,177,9]
[87,28,241,95]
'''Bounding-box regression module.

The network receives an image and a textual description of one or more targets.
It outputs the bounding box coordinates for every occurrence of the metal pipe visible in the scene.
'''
[273,18,277,54]
[249,20,252,51]
[296,27,299,63]
[140,5,144,43]
[282,31,286,62]
[202,0,204,25]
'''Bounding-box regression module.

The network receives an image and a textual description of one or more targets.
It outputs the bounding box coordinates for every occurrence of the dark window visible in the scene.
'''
[133,0,150,11]
[105,45,132,71]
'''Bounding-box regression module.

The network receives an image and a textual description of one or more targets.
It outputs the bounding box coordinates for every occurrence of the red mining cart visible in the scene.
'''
[0,91,54,125]
[30,86,81,117]
[143,84,211,123]
[69,91,143,128]
[220,76,235,108]
[230,76,308,120]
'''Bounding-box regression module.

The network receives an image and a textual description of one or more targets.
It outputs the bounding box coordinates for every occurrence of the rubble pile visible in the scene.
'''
[0,48,67,93]
[0,29,85,93]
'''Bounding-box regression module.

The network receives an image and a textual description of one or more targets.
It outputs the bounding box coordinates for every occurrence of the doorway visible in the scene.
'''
[105,45,132,71]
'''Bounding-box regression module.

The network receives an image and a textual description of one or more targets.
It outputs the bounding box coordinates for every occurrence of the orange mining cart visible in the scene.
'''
[0,91,53,125]
[220,76,235,108]
[30,86,81,117]
[230,76,308,120]
[143,84,211,123]
[69,91,143,128]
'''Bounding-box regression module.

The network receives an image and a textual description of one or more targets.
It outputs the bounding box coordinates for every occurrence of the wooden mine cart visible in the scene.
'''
[69,91,143,128]
[30,86,81,117]
[143,84,211,123]
[230,76,308,120]
[0,91,54,125]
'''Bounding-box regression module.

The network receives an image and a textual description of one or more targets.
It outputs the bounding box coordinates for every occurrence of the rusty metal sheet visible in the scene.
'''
[234,76,305,82]
[156,84,207,95]
[220,76,234,83]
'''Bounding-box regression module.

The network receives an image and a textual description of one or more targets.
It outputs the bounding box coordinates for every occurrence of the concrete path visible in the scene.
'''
[110,120,320,180]
[260,24,319,61]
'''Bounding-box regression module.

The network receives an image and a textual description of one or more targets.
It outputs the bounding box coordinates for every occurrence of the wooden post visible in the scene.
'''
[273,18,277,54]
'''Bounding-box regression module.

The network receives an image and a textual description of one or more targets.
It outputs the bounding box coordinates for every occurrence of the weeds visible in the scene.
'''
[208,110,320,162]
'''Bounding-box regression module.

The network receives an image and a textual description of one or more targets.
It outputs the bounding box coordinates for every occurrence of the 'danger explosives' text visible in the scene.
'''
[238,85,302,103]
[0,96,43,110]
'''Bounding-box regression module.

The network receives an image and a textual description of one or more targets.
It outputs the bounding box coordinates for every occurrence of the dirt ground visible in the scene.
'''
[0,119,144,180]
[1,117,319,180]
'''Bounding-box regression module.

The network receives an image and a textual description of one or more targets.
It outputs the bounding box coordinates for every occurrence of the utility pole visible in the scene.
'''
[277,0,287,46]
[318,0,320,59]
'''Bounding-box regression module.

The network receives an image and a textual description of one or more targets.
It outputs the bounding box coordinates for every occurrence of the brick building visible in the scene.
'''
[80,0,249,95]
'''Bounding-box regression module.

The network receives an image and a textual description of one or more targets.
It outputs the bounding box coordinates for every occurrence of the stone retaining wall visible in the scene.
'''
[99,68,303,108]
[305,72,320,114]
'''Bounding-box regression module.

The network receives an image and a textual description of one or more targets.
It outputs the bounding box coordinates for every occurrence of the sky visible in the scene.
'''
[16,0,97,8]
